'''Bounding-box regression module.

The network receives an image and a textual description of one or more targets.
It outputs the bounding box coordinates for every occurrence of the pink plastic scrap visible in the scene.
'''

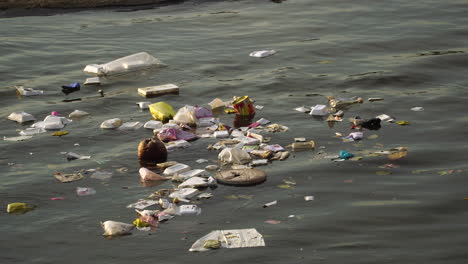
[194,106,213,119]
[50,197,65,200]
[158,128,198,142]
[248,122,261,128]
[51,111,60,116]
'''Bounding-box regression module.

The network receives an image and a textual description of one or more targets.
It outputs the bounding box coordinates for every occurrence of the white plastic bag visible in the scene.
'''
[101,220,134,236]
[100,118,122,129]
[218,148,252,164]
[189,228,265,252]
[7,112,36,123]
[173,105,197,125]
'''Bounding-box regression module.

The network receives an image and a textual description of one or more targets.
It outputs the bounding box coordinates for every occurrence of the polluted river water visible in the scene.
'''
[1,0,468,263]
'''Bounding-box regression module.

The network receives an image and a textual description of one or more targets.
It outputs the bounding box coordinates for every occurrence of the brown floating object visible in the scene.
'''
[215,168,267,186]
[138,137,167,166]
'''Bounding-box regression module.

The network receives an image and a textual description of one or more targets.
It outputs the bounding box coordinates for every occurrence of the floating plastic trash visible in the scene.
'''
[143,120,163,129]
[339,150,354,160]
[376,114,395,122]
[214,131,229,138]
[138,84,179,98]
[139,167,169,181]
[249,49,276,58]
[149,102,175,123]
[7,202,35,214]
[7,111,36,123]
[84,77,100,85]
[19,128,46,136]
[218,148,252,164]
[189,228,265,252]
[76,187,96,196]
[100,118,122,129]
[63,152,90,160]
[126,199,158,210]
[157,128,198,142]
[61,82,80,95]
[4,135,33,142]
[84,52,165,77]
[208,98,226,109]
[411,107,424,111]
[215,168,267,186]
[69,110,89,118]
[295,106,310,113]
[263,200,277,208]
[173,105,197,125]
[309,104,328,116]
[119,122,143,130]
[16,86,43,96]
[178,176,214,189]
[101,220,134,236]
[232,96,255,116]
[169,188,200,200]
[163,163,191,176]
[54,172,84,183]
[176,204,202,216]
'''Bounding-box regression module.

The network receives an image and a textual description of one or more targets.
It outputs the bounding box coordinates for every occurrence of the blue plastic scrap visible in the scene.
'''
[339,150,354,160]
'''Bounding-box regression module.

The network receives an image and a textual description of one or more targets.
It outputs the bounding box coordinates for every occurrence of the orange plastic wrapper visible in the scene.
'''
[232,96,255,116]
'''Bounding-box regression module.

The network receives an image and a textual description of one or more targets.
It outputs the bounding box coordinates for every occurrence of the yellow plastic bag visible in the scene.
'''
[7,202,35,214]
[149,102,175,123]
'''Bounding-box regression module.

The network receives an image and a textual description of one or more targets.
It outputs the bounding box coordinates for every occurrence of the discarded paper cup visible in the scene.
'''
[215,168,267,186]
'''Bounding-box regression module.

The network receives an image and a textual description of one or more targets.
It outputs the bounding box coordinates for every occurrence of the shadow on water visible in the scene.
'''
[0,0,187,18]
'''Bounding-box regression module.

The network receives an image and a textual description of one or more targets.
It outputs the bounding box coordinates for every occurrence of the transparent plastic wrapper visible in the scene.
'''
[101,220,134,236]
[149,102,175,123]
[189,228,265,252]
[173,105,197,125]
[8,111,36,123]
[84,52,165,77]
[309,105,328,116]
